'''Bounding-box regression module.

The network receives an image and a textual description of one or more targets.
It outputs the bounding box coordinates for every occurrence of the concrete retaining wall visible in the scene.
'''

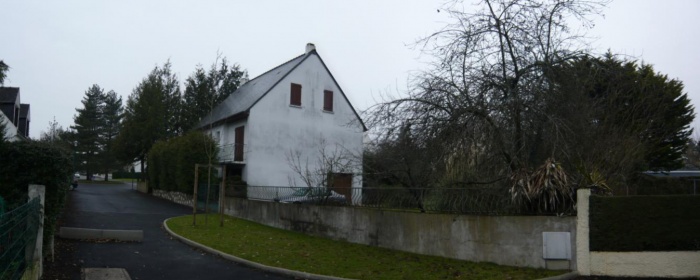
[155,190,576,268]
[221,197,576,269]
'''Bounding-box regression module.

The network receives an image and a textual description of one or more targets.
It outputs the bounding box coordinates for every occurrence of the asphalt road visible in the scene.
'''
[59,182,290,280]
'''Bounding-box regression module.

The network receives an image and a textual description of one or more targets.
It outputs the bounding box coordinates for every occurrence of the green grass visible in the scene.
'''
[110,178,139,184]
[77,180,124,185]
[166,214,566,280]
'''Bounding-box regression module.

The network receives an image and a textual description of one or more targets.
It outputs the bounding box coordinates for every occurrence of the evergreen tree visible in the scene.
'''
[97,90,123,180]
[181,57,247,131]
[72,85,104,179]
[115,61,182,177]
[0,60,8,85]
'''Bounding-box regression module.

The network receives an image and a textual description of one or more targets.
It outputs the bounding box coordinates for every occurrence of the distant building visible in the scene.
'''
[0,87,30,141]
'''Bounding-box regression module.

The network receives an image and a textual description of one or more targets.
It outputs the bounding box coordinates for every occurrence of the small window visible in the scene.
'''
[323,90,333,112]
[290,83,302,106]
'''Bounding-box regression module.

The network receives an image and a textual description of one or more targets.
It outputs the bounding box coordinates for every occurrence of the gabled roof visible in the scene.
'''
[0,87,19,103]
[197,49,367,131]
[197,53,306,128]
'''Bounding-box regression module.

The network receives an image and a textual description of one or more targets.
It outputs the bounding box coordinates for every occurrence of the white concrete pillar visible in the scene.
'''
[576,188,591,275]
[28,184,45,278]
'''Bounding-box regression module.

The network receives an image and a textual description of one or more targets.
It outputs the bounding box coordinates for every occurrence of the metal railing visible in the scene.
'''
[244,186,576,215]
[0,197,40,280]
[217,143,245,163]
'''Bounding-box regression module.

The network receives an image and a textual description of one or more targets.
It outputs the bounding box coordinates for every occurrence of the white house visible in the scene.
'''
[197,43,366,202]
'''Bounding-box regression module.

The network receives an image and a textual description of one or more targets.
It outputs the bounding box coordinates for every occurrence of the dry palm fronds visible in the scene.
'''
[510,158,573,213]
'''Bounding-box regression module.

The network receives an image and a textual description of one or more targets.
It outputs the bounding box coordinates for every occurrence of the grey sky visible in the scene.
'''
[1,0,699,139]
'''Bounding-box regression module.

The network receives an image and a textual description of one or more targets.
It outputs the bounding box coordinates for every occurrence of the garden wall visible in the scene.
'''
[576,189,700,278]
[154,190,576,269]
[234,199,577,268]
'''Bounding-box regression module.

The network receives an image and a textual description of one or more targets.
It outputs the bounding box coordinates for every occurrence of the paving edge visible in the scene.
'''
[538,271,579,280]
[162,218,355,280]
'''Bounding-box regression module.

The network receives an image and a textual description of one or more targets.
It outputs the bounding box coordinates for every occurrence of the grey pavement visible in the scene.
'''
[60,182,291,280]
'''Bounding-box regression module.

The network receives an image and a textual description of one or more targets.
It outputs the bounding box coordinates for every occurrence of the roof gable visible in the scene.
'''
[198,49,367,131]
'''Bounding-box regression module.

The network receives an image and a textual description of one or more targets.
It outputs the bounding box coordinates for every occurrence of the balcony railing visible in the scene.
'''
[217,143,245,163]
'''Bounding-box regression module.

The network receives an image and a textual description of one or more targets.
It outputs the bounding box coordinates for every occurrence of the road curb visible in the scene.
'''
[60,227,143,242]
[162,218,355,280]
[538,271,579,280]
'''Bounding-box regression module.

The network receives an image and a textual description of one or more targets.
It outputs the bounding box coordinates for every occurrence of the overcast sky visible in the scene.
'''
[1,0,699,139]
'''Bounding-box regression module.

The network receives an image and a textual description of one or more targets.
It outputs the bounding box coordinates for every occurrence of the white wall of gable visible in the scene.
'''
[246,54,364,189]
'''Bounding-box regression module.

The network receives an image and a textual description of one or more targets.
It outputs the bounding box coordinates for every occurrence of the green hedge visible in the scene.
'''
[0,141,73,252]
[589,195,700,251]
[112,171,142,179]
[147,132,217,194]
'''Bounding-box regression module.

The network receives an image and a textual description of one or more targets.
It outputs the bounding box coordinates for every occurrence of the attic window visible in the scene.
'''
[323,90,333,112]
[290,83,302,106]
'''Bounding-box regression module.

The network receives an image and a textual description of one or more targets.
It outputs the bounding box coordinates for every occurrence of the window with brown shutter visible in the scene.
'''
[323,90,333,112]
[290,83,302,106]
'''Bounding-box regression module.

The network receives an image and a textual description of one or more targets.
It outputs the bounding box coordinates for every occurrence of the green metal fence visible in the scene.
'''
[0,197,40,280]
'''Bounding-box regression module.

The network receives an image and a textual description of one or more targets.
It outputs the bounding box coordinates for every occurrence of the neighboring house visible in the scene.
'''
[198,43,366,202]
[0,87,30,141]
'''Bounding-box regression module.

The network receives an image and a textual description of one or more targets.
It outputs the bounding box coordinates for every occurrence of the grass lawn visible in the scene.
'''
[166,214,566,280]
[110,178,139,184]
[77,179,124,185]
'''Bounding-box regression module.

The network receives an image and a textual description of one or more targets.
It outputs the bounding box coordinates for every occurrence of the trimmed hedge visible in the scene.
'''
[589,195,700,251]
[0,140,73,252]
[112,171,142,179]
[147,131,217,194]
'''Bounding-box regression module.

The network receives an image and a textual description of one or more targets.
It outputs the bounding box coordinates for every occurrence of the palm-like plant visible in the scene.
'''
[510,158,573,213]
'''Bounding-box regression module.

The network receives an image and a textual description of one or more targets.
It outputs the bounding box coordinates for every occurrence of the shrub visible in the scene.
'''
[112,171,142,179]
[147,132,217,194]
[589,194,700,251]
[0,140,73,252]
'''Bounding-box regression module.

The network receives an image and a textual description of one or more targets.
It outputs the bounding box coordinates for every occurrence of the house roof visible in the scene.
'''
[197,53,307,128]
[197,48,367,131]
[0,87,19,103]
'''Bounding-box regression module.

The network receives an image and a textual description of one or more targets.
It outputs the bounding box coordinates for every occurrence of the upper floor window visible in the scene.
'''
[290,83,302,106]
[323,90,333,112]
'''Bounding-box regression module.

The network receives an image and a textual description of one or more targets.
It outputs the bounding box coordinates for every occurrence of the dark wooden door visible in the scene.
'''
[331,173,353,203]
[234,126,244,162]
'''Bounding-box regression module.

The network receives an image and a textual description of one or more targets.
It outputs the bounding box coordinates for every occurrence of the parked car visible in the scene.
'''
[274,187,346,205]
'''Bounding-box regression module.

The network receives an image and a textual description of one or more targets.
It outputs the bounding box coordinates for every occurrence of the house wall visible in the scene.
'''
[245,54,364,191]
[0,109,19,141]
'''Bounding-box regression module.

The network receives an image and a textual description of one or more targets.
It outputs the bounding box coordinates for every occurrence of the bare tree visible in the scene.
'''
[366,0,608,188]
[286,138,358,189]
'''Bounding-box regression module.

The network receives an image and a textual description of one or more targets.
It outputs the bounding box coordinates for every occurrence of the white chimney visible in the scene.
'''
[305,43,316,54]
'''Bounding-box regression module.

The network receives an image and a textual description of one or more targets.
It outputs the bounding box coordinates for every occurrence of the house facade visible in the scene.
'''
[198,43,366,202]
[0,87,30,141]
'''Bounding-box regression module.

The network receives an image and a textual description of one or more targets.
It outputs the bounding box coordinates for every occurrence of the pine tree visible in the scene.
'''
[97,90,123,180]
[114,61,182,177]
[72,85,104,180]
[181,57,247,131]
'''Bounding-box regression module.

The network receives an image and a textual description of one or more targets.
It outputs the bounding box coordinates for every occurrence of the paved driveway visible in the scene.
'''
[60,182,290,280]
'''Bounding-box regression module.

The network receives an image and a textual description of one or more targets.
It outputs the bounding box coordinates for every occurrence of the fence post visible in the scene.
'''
[28,184,45,279]
[576,188,591,276]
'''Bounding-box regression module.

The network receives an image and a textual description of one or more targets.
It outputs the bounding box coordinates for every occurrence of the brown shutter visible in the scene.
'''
[290,83,302,106]
[234,126,244,162]
[323,90,333,111]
